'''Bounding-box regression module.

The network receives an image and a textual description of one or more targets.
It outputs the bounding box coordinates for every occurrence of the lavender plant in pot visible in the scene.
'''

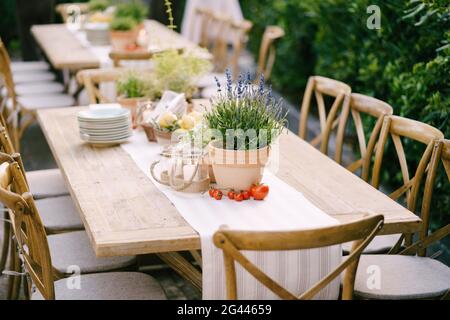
[205,71,287,191]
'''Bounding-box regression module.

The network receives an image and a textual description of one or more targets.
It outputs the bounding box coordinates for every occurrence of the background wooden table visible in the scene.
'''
[31,20,202,71]
[37,105,421,258]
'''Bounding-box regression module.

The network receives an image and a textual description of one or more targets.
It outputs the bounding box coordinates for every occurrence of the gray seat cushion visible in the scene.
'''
[13,71,56,83]
[342,234,402,254]
[32,272,167,300]
[48,231,137,274]
[1,82,64,97]
[35,196,84,232]
[355,254,450,300]
[27,168,69,198]
[11,61,50,73]
[15,94,75,109]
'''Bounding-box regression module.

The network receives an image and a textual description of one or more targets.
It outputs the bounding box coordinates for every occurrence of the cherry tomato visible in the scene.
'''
[227,191,235,200]
[242,191,251,200]
[213,190,223,200]
[209,189,215,198]
[252,184,269,200]
[234,193,244,202]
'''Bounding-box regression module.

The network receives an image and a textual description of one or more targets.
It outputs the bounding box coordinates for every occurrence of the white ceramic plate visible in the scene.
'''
[77,108,130,121]
[80,133,132,142]
[80,128,132,136]
[78,121,131,130]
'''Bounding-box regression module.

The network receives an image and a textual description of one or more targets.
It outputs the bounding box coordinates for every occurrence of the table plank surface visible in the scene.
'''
[37,106,421,257]
[31,24,100,70]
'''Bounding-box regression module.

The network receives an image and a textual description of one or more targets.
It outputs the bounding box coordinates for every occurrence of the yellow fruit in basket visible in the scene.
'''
[158,112,178,128]
[179,115,196,130]
[188,111,203,124]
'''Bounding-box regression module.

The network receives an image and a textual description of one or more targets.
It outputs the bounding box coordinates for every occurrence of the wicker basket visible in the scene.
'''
[141,123,157,142]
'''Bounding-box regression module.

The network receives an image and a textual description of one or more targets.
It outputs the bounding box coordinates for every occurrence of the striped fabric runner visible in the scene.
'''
[121,130,342,299]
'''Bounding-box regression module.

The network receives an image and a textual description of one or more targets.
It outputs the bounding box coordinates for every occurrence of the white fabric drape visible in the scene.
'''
[181,0,244,44]
[120,131,342,300]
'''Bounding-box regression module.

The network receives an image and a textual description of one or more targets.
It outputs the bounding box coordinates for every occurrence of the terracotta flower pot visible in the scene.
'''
[208,140,270,191]
[110,29,138,50]
[116,96,148,122]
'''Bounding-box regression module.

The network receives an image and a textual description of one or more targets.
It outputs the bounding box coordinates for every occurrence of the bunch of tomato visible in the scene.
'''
[208,183,269,201]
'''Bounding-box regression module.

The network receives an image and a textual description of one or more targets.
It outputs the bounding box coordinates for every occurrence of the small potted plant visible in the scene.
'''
[150,49,212,101]
[115,0,148,30]
[109,16,138,50]
[116,71,148,118]
[205,71,287,191]
[85,0,113,45]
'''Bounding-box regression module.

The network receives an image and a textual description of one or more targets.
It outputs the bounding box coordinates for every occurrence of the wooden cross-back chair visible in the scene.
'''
[76,68,129,104]
[336,93,393,181]
[109,50,153,68]
[354,139,450,300]
[55,3,89,23]
[0,39,74,151]
[371,115,444,249]
[0,39,20,149]
[298,76,351,162]
[0,158,56,299]
[255,26,285,83]
[214,214,384,300]
[194,8,252,78]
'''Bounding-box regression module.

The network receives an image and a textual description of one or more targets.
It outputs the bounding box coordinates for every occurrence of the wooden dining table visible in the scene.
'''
[31,20,200,71]
[37,103,422,256]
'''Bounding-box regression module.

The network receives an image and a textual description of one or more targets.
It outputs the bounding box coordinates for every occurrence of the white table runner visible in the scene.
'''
[121,131,342,300]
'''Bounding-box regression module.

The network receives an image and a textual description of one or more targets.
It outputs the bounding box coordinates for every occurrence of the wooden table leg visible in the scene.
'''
[157,252,202,292]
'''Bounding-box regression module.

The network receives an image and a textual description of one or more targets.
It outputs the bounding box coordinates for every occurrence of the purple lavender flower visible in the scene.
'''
[214,76,222,92]
[258,73,265,95]
[225,69,232,96]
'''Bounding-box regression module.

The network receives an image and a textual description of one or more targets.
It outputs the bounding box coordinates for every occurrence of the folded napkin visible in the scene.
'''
[144,91,188,123]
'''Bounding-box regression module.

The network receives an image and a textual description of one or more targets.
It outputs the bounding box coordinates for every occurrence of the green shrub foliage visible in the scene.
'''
[242,0,449,228]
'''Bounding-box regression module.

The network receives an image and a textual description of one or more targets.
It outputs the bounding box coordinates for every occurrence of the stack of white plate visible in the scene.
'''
[78,108,132,146]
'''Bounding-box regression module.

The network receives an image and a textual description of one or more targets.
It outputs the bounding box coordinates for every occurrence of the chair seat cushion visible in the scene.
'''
[354,254,450,300]
[1,82,64,97]
[48,231,137,274]
[8,94,75,110]
[35,196,84,232]
[26,168,69,198]
[13,71,56,84]
[201,85,221,99]
[196,73,226,88]
[32,272,167,300]
[342,234,402,254]
[11,61,50,73]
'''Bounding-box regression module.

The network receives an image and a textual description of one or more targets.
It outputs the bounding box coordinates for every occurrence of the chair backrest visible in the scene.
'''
[255,26,285,83]
[109,50,153,68]
[55,3,89,23]
[194,8,252,78]
[214,214,384,300]
[0,39,20,148]
[336,93,393,180]
[371,115,444,241]
[0,156,55,299]
[298,76,351,161]
[0,38,17,105]
[76,68,126,104]
[441,139,450,180]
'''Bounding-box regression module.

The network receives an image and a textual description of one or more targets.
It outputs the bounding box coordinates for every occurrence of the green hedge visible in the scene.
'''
[241,0,450,228]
